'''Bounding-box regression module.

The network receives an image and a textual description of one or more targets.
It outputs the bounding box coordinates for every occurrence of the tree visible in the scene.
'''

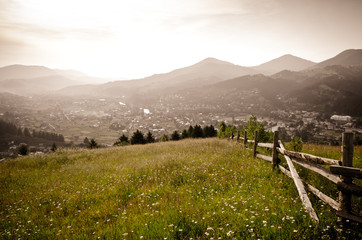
[203,125,217,138]
[225,125,237,139]
[24,128,31,138]
[296,129,309,142]
[58,134,65,142]
[114,134,129,146]
[84,137,90,146]
[89,138,98,149]
[181,129,188,139]
[18,143,28,156]
[193,125,204,138]
[146,131,155,143]
[187,126,194,138]
[161,134,168,142]
[17,127,23,136]
[171,131,180,141]
[51,143,57,152]
[246,115,270,142]
[217,121,227,138]
[32,129,38,138]
[130,130,146,145]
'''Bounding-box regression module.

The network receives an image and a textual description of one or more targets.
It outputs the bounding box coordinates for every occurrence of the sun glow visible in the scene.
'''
[1,0,362,78]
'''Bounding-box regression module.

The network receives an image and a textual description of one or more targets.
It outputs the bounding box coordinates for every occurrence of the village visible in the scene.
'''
[1,94,360,161]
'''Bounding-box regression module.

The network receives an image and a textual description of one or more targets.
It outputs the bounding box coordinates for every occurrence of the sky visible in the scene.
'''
[1,0,362,79]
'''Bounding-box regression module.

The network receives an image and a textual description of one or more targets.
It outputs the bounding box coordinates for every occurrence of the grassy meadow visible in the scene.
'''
[0,138,361,239]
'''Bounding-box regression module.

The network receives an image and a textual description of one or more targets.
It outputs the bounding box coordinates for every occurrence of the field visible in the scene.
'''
[0,138,361,239]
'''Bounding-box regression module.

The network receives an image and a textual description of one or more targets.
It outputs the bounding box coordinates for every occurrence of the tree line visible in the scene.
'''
[0,119,64,142]
[217,115,304,151]
[217,115,272,143]
[111,124,217,147]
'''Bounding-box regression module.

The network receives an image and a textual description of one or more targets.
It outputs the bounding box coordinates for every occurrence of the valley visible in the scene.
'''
[1,49,362,148]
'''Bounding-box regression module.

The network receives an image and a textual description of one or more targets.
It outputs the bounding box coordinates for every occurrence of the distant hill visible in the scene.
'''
[0,65,112,95]
[253,54,316,75]
[0,65,57,81]
[311,49,362,69]
[0,75,81,96]
[58,57,259,99]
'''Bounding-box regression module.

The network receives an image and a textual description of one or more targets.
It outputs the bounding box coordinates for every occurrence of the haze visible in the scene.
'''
[1,0,362,78]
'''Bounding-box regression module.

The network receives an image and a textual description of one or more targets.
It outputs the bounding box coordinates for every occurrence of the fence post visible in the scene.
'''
[243,130,247,148]
[231,131,234,140]
[253,130,258,158]
[236,130,240,142]
[272,131,279,169]
[338,132,354,221]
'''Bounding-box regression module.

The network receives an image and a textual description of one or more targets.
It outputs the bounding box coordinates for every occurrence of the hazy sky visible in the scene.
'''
[1,0,362,78]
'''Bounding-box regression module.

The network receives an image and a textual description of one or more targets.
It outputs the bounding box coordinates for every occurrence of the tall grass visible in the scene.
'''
[0,139,360,239]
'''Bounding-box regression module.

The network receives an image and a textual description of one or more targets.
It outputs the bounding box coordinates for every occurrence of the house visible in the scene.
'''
[330,115,352,122]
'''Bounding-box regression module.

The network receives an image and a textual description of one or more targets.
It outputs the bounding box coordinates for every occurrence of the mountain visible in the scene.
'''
[179,63,362,116]
[58,57,259,99]
[0,75,81,95]
[0,65,57,81]
[0,64,113,95]
[253,54,316,75]
[311,49,362,69]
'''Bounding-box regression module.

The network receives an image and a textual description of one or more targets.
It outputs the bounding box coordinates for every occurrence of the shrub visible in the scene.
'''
[289,136,303,152]
[161,134,168,142]
[89,138,98,149]
[18,144,29,156]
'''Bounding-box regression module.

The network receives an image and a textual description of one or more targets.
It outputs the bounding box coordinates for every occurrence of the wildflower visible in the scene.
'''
[227,231,234,236]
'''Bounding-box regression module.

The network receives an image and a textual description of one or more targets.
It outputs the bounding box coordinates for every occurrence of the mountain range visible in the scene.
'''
[0,65,113,95]
[1,49,362,116]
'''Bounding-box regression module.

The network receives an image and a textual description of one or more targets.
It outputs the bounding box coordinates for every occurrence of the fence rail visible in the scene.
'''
[232,130,362,224]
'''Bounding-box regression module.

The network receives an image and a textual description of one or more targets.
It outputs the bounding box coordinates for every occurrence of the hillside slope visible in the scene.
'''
[311,49,362,69]
[1,139,358,239]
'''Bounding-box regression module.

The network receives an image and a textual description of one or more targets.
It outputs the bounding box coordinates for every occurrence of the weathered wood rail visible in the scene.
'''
[232,130,362,224]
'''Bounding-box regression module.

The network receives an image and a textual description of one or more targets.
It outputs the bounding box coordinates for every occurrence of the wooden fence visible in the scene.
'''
[231,130,362,224]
